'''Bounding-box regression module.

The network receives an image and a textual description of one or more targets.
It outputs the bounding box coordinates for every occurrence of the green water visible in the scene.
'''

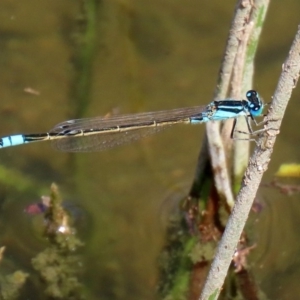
[0,0,300,299]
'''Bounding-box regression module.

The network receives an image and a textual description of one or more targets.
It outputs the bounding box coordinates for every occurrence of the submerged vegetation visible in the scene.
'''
[0,184,84,299]
[31,183,84,299]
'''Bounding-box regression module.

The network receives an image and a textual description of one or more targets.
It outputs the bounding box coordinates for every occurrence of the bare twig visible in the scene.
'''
[199,25,300,300]
[232,0,270,192]
[224,6,256,189]
[193,0,255,209]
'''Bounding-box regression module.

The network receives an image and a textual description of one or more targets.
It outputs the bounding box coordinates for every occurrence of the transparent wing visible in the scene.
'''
[51,126,167,152]
[50,105,206,152]
[51,106,206,131]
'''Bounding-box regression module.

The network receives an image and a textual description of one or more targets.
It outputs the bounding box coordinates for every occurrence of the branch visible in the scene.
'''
[190,0,255,208]
[199,25,300,300]
[232,0,270,192]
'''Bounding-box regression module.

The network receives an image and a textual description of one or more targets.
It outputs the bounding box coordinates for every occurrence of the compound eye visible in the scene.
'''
[246,90,256,99]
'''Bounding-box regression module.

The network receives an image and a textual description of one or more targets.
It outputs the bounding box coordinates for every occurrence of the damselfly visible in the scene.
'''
[0,90,263,152]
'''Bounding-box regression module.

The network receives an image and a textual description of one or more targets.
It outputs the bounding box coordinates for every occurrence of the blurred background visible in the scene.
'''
[0,0,300,299]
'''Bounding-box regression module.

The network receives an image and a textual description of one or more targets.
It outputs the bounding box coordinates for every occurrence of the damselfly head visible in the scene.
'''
[246,90,264,117]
